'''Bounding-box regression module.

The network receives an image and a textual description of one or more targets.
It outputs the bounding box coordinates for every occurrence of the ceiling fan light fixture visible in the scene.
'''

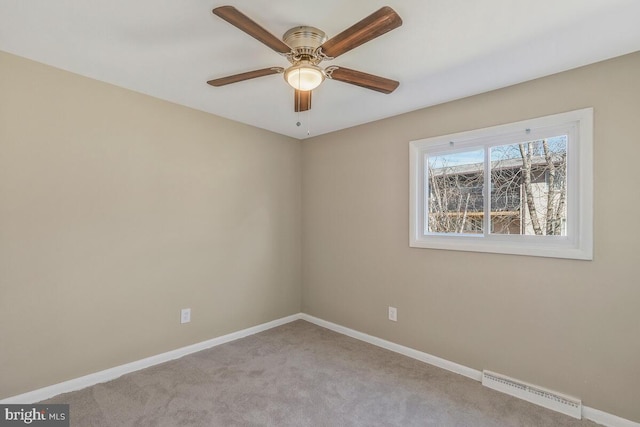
[284,62,325,91]
[209,6,403,111]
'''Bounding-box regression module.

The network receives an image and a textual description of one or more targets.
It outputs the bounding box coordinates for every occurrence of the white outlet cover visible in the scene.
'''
[181,308,191,324]
[388,306,397,322]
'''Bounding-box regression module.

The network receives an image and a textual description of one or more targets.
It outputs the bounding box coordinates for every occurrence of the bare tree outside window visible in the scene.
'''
[412,108,592,259]
[427,137,567,236]
[427,150,484,234]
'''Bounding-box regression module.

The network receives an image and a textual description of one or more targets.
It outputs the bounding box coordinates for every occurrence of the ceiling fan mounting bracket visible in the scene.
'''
[283,26,328,64]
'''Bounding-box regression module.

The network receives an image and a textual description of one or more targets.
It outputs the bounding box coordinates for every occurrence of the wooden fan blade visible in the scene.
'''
[213,6,292,54]
[294,90,312,112]
[328,67,399,94]
[319,6,402,59]
[207,67,283,86]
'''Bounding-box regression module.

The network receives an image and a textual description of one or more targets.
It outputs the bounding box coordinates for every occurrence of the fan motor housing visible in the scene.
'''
[283,26,327,62]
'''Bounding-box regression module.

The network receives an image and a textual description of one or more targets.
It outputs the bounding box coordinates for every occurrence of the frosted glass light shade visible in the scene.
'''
[284,63,325,91]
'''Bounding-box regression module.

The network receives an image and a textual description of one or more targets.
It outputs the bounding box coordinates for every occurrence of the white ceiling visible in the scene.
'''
[2,0,639,139]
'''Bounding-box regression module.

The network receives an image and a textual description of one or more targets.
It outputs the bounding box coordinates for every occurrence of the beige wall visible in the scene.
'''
[302,52,640,422]
[0,52,301,398]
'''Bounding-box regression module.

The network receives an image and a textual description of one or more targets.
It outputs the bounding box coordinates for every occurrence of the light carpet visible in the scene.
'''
[42,320,599,426]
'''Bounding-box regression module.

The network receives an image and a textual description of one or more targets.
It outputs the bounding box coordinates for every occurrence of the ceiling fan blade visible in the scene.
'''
[294,90,312,112]
[318,6,402,59]
[327,67,399,94]
[207,67,283,86]
[213,6,292,54]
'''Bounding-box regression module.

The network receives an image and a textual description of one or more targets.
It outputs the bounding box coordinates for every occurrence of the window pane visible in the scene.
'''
[426,150,484,234]
[490,136,567,235]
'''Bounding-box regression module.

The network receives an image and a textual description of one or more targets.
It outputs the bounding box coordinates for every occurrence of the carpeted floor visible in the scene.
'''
[42,320,600,426]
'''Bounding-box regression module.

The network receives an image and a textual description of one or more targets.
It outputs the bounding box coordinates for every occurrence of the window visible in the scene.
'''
[410,108,593,260]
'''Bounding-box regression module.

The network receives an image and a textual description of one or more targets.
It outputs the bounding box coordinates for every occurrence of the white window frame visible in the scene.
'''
[409,108,593,260]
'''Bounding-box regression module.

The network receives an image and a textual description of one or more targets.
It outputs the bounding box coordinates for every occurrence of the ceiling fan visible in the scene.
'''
[207,5,402,112]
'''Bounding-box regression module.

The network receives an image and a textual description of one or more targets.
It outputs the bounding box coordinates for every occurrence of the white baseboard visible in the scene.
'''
[582,407,640,427]
[300,314,640,427]
[0,313,302,404]
[299,314,482,381]
[3,312,638,427]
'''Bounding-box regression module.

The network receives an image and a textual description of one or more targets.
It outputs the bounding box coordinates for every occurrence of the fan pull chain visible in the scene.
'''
[294,68,311,135]
[296,71,302,128]
[295,113,311,136]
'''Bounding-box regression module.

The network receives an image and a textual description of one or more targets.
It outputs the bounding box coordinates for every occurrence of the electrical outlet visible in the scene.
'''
[388,306,397,322]
[181,308,191,324]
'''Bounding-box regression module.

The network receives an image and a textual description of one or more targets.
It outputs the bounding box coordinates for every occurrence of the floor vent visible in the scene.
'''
[482,370,582,419]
